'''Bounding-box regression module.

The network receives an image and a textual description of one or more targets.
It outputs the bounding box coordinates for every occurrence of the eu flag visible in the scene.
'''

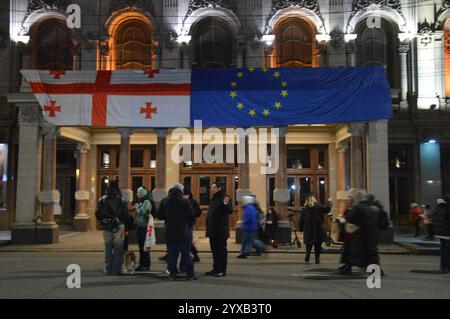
[190,66,392,127]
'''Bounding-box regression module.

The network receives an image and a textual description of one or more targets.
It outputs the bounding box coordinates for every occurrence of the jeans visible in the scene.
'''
[241,231,266,255]
[179,225,194,271]
[137,226,150,268]
[440,239,450,271]
[167,242,195,279]
[103,224,125,275]
[210,238,228,274]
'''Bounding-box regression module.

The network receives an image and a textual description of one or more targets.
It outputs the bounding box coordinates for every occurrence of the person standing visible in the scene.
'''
[264,207,279,246]
[237,195,266,258]
[410,203,422,237]
[134,186,152,271]
[205,182,233,277]
[298,195,326,264]
[157,183,196,281]
[95,181,130,276]
[431,196,450,274]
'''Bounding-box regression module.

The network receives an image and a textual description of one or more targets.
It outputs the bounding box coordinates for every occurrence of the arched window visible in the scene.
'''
[114,19,152,70]
[32,18,73,70]
[444,21,450,97]
[192,17,233,68]
[275,17,315,68]
[356,18,397,87]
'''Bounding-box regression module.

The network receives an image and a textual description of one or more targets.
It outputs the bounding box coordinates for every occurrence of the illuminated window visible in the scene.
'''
[32,18,73,70]
[275,17,315,68]
[114,19,152,70]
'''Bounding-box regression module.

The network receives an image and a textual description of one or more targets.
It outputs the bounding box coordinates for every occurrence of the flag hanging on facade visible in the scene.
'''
[21,66,391,128]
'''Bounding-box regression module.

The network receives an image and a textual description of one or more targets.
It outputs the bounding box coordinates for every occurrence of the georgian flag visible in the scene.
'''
[21,69,191,127]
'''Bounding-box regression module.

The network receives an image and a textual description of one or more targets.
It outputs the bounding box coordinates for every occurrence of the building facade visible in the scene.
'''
[0,0,449,243]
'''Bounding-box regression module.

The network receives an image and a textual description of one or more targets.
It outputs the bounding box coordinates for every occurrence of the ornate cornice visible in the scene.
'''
[418,20,435,46]
[268,0,321,24]
[330,30,344,49]
[110,0,154,14]
[352,0,401,12]
[18,107,40,126]
[185,0,237,19]
[27,0,69,12]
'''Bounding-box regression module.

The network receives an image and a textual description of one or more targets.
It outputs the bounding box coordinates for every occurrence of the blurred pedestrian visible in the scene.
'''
[431,196,450,274]
[237,195,266,258]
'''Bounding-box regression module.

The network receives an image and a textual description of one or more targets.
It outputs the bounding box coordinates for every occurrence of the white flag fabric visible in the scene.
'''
[21,69,191,127]
[144,214,156,251]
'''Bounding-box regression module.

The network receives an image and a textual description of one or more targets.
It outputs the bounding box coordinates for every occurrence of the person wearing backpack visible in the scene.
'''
[95,181,130,276]
[431,196,450,273]
[134,186,152,271]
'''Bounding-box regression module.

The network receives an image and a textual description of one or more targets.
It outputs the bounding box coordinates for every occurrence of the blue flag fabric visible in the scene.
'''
[190,66,392,126]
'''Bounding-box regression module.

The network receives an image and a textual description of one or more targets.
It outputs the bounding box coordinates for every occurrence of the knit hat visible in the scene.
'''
[137,186,148,198]
[172,183,184,191]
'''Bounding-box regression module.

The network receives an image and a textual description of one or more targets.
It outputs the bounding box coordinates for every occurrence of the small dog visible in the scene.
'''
[122,251,136,275]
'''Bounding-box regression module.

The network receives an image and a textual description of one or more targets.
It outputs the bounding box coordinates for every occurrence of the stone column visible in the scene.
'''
[273,126,291,244]
[264,45,274,68]
[348,122,367,190]
[38,124,60,244]
[346,40,356,67]
[118,128,133,202]
[336,141,349,215]
[399,42,410,105]
[235,132,252,243]
[153,129,169,244]
[11,105,42,244]
[73,143,90,231]
[317,42,328,67]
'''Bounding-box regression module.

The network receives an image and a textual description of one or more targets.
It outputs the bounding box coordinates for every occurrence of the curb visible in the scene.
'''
[395,242,440,256]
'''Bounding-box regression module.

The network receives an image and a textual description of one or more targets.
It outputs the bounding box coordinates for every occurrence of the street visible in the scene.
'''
[0,251,449,299]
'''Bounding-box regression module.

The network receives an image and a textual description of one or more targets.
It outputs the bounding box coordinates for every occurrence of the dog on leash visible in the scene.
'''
[122,250,136,275]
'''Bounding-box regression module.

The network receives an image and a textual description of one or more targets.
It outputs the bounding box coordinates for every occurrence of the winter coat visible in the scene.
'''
[95,193,130,225]
[205,190,233,240]
[188,197,202,219]
[298,205,326,245]
[134,199,151,228]
[340,200,381,267]
[264,211,279,239]
[242,204,259,233]
[156,188,196,244]
[431,203,450,236]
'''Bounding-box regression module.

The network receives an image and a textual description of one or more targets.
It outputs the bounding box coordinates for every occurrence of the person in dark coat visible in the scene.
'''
[156,183,196,281]
[264,207,279,246]
[205,182,233,277]
[338,192,383,275]
[298,196,326,264]
[431,196,450,273]
[95,181,130,276]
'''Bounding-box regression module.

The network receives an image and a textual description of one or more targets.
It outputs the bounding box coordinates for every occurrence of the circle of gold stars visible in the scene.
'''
[229,68,289,118]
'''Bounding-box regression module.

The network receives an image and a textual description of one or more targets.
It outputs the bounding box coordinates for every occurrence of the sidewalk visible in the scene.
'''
[394,234,441,256]
[0,230,411,255]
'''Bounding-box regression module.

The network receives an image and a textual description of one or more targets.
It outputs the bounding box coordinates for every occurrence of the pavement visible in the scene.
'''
[0,250,449,299]
[0,230,411,255]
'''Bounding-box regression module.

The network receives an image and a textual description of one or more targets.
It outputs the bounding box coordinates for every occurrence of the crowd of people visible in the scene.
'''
[94,180,450,279]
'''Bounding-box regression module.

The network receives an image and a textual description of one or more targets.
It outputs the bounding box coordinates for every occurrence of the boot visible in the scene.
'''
[305,252,310,263]
[315,256,320,264]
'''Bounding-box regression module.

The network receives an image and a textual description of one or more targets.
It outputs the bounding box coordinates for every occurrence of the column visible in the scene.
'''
[11,105,42,244]
[38,124,60,244]
[317,43,328,67]
[336,141,349,215]
[399,42,410,106]
[118,128,133,202]
[273,126,291,244]
[153,129,169,245]
[348,122,367,190]
[235,133,252,243]
[346,40,356,67]
[264,45,274,68]
[73,143,90,231]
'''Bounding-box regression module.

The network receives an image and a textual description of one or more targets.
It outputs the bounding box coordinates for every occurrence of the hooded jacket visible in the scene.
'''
[242,203,259,233]
[156,187,195,244]
[206,190,233,240]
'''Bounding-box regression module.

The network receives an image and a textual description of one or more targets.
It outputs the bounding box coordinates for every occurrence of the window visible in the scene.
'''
[114,19,152,70]
[192,17,233,68]
[287,146,311,169]
[0,144,7,209]
[275,17,315,68]
[389,145,411,169]
[33,18,73,70]
[356,18,397,87]
[131,149,144,168]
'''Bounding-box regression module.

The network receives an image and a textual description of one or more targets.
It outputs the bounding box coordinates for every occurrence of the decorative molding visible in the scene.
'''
[418,20,435,46]
[329,30,344,49]
[77,143,91,154]
[41,125,60,139]
[185,0,237,19]
[348,122,367,137]
[269,0,321,19]
[398,42,410,54]
[18,107,40,126]
[345,40,356,54]
[352,0,401,13]
[27,0,70,12]
[109,0,154,14]
[118,128,133,139]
